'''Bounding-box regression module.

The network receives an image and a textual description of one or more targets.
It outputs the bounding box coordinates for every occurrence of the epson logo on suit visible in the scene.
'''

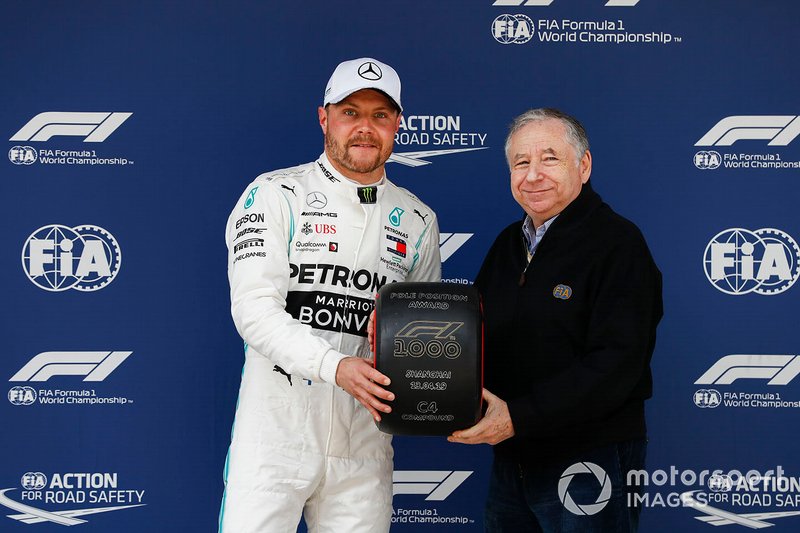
[235,213,265,229]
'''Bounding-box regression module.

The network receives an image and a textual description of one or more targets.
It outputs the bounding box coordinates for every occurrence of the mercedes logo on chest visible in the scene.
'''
[306,191,328,209]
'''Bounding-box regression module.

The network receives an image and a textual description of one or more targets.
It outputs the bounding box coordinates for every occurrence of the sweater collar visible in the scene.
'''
[521,181,602,233]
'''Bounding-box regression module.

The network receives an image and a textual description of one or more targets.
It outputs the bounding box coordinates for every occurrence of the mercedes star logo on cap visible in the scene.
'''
[358,61,382,81]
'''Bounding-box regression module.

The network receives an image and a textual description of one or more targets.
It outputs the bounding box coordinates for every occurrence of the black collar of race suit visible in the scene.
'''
[316,154,386,204]
[357,186,377,204]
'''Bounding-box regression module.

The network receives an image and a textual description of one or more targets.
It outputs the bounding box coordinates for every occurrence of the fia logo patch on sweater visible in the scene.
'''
[553,284,573,300]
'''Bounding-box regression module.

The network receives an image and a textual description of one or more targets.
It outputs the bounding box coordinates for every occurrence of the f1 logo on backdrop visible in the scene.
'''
[696,355,800,386]
[703,228,800,295]
[393,471,472,501]
[440,233,473,262]
[21,224,122,292]
[10,112,132,143]
[696,116,800,147]
[492,1,640,5]
[10,352,132,382]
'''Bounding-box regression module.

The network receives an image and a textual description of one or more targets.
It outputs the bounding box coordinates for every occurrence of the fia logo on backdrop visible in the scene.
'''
[703,228,800,295]
[490,2,681,47]
[21,225,122,292]
[492,14,534,44]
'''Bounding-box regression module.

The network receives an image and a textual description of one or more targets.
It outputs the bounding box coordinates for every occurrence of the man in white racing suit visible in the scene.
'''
[219,57,441,533]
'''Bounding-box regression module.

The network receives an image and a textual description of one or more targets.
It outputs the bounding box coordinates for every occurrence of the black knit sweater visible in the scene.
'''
[475,183,662,462]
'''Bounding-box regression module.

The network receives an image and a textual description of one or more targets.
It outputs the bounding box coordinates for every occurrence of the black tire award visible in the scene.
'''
[373,282,483,435]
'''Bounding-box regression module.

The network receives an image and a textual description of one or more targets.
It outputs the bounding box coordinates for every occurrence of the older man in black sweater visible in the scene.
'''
[449,108,662,533]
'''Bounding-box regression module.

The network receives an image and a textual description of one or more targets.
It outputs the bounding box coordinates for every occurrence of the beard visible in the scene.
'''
[325,134,390,176]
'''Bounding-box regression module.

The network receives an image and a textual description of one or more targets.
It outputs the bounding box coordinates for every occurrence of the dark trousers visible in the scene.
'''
[484,439,646,533]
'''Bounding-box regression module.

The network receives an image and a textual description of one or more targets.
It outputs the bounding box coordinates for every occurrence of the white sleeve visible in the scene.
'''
[226,182,346,384]
[407,213,442,283]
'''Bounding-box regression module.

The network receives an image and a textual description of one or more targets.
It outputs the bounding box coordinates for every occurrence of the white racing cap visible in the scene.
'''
[323,57,402,112]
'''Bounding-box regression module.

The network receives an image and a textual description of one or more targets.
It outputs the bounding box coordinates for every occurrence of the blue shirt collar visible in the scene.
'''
[521,215,558,258]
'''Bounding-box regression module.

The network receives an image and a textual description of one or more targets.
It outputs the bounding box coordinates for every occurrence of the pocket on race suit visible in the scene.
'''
[341,389,394,461]
[233,355,332,455]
